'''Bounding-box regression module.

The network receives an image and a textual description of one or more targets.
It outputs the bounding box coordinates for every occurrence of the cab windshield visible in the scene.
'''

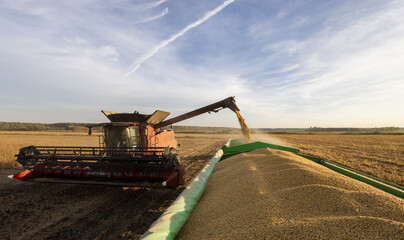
[104,126,140,148]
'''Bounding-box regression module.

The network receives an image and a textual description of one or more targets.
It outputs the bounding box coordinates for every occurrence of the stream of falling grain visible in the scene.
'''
[235,110,251,142]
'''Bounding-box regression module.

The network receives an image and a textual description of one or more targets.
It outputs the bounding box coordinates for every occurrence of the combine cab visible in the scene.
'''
[13,97,246,187]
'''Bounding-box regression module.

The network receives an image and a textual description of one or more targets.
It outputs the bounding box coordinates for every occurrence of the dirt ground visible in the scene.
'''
[0,133,235,240]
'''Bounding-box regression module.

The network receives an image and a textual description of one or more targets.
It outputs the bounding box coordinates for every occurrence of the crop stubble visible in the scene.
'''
[272,133,404,186]
[0,131,100,168]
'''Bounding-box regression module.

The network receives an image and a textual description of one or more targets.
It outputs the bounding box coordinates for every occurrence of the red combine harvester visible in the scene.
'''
[13,97,241,187]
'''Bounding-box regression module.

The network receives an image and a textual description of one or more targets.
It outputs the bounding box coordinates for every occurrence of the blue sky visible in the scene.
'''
[1,0,403,128]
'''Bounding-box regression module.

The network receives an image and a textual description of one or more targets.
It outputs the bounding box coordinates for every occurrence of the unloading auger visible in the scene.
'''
[13,97,249,187]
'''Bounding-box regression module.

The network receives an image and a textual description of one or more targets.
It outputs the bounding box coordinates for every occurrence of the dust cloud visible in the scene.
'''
[251,130,291,147]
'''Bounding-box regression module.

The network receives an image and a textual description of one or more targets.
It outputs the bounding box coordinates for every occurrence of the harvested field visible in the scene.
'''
[272,133,404,186]
[0,131,236,239]
[178,148,404,239]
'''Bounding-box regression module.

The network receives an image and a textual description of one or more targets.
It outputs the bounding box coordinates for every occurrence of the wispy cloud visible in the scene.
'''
[260,1,403,126]
[124,0,235,78]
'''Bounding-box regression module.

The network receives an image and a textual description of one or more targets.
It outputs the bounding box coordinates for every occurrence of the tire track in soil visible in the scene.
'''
[182,140,223,185]
[1,184,117,240]
[0,134,230,240]
[23,188,121,240]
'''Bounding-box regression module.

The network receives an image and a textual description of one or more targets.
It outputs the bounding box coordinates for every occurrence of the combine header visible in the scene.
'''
[13,97,246,187]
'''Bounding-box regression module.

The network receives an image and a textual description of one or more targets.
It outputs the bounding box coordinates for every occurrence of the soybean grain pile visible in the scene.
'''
[178,148,404,239]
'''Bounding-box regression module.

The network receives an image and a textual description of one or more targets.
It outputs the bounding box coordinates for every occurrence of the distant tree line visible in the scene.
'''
[307,126,403,133]
[0,122,90,131]
[1,122,402,133]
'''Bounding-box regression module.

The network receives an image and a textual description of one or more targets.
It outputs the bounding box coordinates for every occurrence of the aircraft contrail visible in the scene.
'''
[147,0,168,9]
[124,0,235,78]
[134,8,168,24]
